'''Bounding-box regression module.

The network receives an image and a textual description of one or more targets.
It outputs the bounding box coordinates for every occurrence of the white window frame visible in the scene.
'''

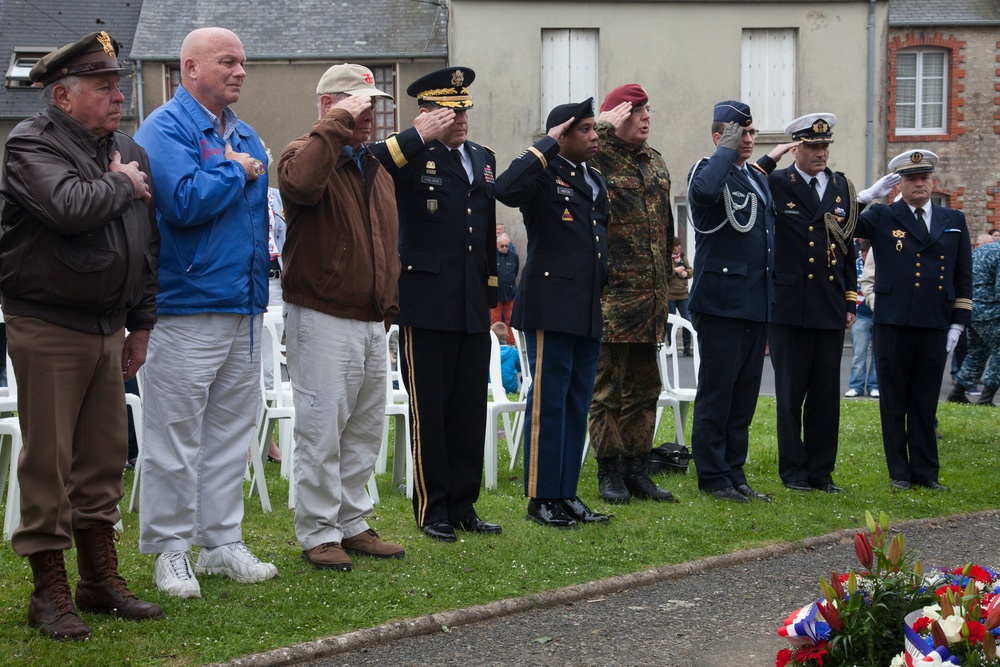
[740,29,796,133]
[540,28,598,130]
[370,64,397,142]
[5,48,53,88]
[894,48,947,135]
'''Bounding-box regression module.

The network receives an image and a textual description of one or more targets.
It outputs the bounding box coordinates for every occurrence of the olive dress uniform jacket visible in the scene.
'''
[370,127,497,332]
[766,164,857,328]
[495,137,609,338]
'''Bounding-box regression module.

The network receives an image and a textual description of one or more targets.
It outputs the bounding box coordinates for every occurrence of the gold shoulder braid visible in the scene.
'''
[823,178,858,266]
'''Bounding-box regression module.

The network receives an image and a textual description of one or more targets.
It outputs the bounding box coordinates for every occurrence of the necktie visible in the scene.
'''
[743,166,764,200]
[451,148,469,183]
[809,177,820,206]
[915,207,927,231]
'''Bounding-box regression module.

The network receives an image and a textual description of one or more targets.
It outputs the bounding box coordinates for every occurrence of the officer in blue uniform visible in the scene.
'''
[370,67,500,541]
[687,101,774,504]
[495,99,611,528]
[757,113,857,493]
[855,149,972,491]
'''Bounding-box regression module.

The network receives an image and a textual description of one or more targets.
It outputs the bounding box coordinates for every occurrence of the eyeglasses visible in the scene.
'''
[630,105,654,116]
[743,129,758,137]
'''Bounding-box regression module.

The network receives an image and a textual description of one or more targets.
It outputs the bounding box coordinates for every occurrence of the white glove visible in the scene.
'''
[946,325,964,353]
[857,172,902,205]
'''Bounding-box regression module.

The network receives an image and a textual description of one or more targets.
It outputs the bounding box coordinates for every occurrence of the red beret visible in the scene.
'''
[600,84,648,112]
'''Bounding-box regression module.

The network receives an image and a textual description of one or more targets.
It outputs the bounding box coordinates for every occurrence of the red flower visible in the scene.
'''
[796,641,828,665]
[967,620,986,645]
[934,584,962,597]
[854,532,874,570]
[776,648,792,667]
[952,565,997,584]
[913,616,933,633]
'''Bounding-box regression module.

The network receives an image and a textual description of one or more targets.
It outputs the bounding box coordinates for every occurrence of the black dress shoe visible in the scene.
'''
[526,499,578,529]
[783,481,813,492]
[817,483,845,493]
[711,487,750,503]
[890,479,912,492]
[561,497,611,524]
[422,520,457,542]
[735,484,771,502]
[455,517,503,534]
[917,480,949,491]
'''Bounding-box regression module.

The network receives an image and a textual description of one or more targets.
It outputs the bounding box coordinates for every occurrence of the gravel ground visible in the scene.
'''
[220,511,1000,667]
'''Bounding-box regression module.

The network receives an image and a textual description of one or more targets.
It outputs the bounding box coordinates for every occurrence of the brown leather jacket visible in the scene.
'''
[0,105,159,335]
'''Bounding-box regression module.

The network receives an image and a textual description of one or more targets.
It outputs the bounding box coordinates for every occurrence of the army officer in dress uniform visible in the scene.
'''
[756,113,858,494]
[369,67,500,542]
[686,101,774,504]
[495,99,611,528]
[855,149,972,492]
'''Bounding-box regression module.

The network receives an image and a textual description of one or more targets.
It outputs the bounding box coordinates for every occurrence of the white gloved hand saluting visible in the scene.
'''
[857,172,901,205]
[946,324,964,354]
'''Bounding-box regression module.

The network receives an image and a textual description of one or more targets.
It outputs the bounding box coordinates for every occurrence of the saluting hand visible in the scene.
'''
[717,122,742,151]
[110,151,152,201]
[767,140,802,163]
[546,116,576,142]
[597,101,631,129]
[332,94,372,120]
[413,107,456,142]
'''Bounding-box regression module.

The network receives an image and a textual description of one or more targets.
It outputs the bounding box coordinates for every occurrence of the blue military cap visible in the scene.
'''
[545,97,595,131]
[407,67,475,109]
[713,100,753,127]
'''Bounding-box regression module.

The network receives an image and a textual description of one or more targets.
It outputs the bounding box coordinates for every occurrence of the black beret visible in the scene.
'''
[30,31,129,86]
[545,97,596,131]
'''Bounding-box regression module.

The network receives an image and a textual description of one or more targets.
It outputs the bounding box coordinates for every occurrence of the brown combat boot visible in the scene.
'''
[74,526,164,620]
[27,551,91,640]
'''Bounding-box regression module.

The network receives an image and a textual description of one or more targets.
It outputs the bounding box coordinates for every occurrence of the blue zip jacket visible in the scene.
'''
[134,86,269,315]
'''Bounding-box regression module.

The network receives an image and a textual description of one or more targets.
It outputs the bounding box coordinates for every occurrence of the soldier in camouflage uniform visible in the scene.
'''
[588,84,676,504]
[950,238,1000,406]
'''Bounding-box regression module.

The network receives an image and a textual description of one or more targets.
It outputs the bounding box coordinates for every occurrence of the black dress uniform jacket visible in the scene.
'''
[495,137,609,338]
[370,127,498,331]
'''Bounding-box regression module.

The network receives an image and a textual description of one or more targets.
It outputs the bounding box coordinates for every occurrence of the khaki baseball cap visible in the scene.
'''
[316,63,392,99]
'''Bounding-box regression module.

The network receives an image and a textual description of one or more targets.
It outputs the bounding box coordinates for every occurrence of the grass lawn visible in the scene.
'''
[0,398,997,666]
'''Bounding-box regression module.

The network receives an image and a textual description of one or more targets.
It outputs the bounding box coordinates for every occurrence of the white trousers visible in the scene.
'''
[284,304,385,550]
[139,313,261,553]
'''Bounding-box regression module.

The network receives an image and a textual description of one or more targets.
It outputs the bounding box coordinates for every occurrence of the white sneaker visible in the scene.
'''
[154,551,202,598]
[844,389,860,397]
[195,541,278,584]
[870,389,880,398]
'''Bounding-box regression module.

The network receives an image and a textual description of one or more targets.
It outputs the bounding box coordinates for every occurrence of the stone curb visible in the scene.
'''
[215,510,996,667]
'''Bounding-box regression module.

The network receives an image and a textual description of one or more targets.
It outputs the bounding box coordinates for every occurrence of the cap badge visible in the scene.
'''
[911,152,923,164]
[812,119,830,134]
[363,72,373,84]
[451,69,464,87]
[97,32,116,58]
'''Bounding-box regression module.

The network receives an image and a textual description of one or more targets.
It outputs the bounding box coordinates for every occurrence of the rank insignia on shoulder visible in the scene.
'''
[562,208,573,222]
[483,164,495,183]
[786,202,796,209]
[426,160,436,174]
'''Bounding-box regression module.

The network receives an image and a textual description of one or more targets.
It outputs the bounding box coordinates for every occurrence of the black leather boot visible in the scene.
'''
[596,457,630,504]
[946,384,970,404]
[27,551,91,640]
[74,526,164,621]
[621,456,678,502]
[977,386,997,406]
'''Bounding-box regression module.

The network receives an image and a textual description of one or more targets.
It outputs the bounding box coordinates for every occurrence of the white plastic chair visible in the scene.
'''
[655,314,700,446]
[507,326,531,471]
[248,311,291,512]
[376,325,413,497]
[126,389,144,512]
[484,330,527,489]
[0,416,23,541]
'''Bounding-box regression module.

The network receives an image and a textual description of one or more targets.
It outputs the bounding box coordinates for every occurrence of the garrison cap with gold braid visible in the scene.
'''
[889,148,938,175]
[406,67,475,109]
[784,113,836,144]
[30,31,130,86]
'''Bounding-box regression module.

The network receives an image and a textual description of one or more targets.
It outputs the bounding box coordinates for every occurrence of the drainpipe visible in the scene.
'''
[135,59,145,127]
[865,0,876,185]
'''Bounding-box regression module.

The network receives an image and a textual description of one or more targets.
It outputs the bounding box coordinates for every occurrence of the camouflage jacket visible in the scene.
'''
[591,121,674,343]
[972,241,1000,322]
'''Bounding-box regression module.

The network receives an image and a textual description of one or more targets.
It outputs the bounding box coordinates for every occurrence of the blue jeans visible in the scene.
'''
[848,314,878,393]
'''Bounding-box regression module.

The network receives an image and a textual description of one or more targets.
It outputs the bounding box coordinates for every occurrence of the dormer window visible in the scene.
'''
[6,49,52,88]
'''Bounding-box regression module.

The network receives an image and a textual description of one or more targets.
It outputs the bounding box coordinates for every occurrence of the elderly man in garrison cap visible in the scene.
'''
[369,67,501,542]
[0,31,162,639]
[279,64,403,570]
[686,100,775,504]
[587,83,677,506]
[495,99,611,528]
[854,149,972,492]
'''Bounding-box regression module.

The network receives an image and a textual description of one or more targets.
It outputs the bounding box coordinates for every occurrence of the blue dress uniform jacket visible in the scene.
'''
[855,199,972,486]
[497,137,609,338]
[495,136,609,500]
[687,147,774,322]
[856,200,972,330]
[686,145,774,493]
[370,127,498,332]
[369,127,498,528]
[763,162,858,489]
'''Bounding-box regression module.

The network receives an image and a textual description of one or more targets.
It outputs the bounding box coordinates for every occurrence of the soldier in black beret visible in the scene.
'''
[1,31,162,639]
[370,67,502,541]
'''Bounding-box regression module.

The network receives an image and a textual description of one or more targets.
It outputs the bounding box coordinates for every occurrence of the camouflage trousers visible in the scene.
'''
[588,342,660,458]
[955,318,1000,390]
